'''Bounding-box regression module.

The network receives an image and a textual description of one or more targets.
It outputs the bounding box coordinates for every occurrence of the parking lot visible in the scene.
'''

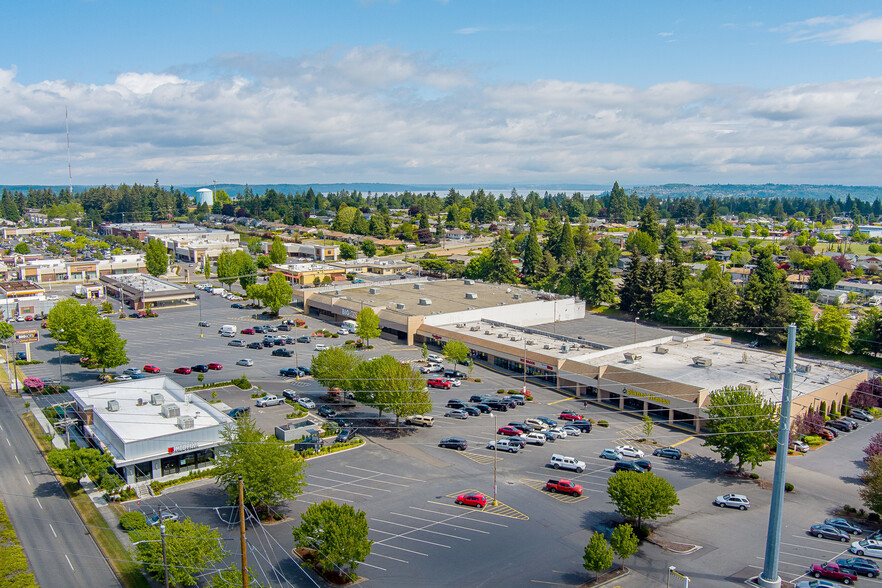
[15,286,882,586]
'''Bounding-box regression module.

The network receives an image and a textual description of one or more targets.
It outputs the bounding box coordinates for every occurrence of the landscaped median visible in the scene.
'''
[0,499,37,587]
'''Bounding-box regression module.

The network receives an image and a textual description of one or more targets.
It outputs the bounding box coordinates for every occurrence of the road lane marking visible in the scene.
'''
[35,498,42,510]
[65,554,74,571]
[23,475,30,486]
[671,436,694,447]
[369,552,408,563]
[49,524,56,537]
[5,438,10,446]
[14,455,19,464]
[359,562,386,571]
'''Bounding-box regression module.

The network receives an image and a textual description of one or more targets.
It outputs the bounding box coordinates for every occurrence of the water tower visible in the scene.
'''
[195,188,214,206]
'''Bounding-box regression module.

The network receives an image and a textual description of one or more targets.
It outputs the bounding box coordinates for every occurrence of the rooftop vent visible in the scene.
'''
[484,330,491,335]
[413,283,424,290]
[544,344,552,349]
[465,292,478,300]
[513,293,521,300]
[418,298,432,306]
[498,332,508,338]
[470,325,481,331]
[506,287,512,293]
[136,398,145,406]
[795,363,812,374]
[624,352,642,363]
[106,400,119,412]
[334,289,341,295]
[692,356,712,367]
[150,393,165,406]
[464,279,474,285]
[742,380,760,391]
[369,287,380,294]
[526,339,536,345]
[769,371,783,382]
[655,346,668,354]
[177,415,194,430]
[395,302,405,309]
[561,344,570,353]
[456,323,466,328]
[161,403,181,418]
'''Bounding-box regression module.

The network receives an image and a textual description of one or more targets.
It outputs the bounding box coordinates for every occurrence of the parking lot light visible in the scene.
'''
[493,412,498,506]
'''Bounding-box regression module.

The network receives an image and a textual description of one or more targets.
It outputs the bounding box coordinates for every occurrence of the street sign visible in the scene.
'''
[15,329,39,343]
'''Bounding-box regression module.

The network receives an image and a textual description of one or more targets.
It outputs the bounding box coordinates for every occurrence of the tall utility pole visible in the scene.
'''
[492,413,498,506]
[239,476,248,588]
[522,338,527,393]
[758,323,797,588]
[160,523,170,588]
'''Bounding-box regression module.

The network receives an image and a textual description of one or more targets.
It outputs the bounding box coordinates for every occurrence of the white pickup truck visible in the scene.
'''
[256,395,284,407]
[549,454,586,473]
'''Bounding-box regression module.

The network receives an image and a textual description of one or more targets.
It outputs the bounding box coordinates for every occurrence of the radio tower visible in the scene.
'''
[65,106,73,197]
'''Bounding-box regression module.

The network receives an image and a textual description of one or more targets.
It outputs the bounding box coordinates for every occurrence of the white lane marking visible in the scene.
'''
[302,481,373,498]
[358,561,386,571]
[372,518,471,541]
[408,506,509,528]
[14,455,20,464]
[344,465,421,481]
[308,474,391,493]
[370,528,452,548]
[389,512,491,534]
[49,524,57,537]
[35,498,42,510]
[65,554,74,571]
[369,552,408,563]
[6,438,10,446]
[297,490,354,503]
[24,475,30,486]
[326,470,410,487]
[371,542,428,557]
[783,538,850,553]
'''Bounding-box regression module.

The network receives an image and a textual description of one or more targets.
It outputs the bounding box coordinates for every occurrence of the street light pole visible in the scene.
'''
[197,295,203,338]
[492,412,498,506]
[522,338,527,393]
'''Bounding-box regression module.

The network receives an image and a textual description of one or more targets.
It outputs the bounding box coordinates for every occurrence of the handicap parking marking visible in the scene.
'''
[430,489,530,521]
[519,478,589,503]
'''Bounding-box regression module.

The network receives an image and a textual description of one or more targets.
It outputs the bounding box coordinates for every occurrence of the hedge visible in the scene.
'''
[149,468,216,495]
[120,511,147,531]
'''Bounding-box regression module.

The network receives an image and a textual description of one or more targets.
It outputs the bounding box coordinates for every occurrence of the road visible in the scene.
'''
[0,392,119,588]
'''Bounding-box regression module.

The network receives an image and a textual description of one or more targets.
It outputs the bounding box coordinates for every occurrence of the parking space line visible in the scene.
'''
[458,451,502,465]
[670,436,694,447]
[407,506,509,527]
[434,489,530,521]
[372,543,429,557]
[308,474,392,493]
[389,512,491,534]
[298,491,354,503]
[784,538,850,552]
[303,480,375,497]
[370,528,453,548]
[370,552,409,564]
[519,478,589,503]
[359,561,386,571]
[547,398,571,405]
[326,470,411,487]
[371,518,471,541]
[344,465,422,481]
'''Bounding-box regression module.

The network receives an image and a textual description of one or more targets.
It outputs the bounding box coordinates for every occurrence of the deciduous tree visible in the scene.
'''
[132,518,226,587]
[292,500,373,577]
[355,308,381,347]
[269,236,288,264]
[261,272,293,315]
[609,523,640,571]
[606,471,679,528]
[442,339,470,367]
[814,305,851,354]
[311,346,362,390]
[860,456,882,515]
[582,531,614,582]
[80,317,129,373]
[145,238,168,277]
[703,386,776,471]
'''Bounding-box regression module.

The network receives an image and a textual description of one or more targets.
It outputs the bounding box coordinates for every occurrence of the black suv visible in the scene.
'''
[297,336,311,343]
[613,460,646,473]
[191,364,209,373]
[469,394,487,403]
[446,400,466,409]
[247,342,263,350]
[336,428,357,443]
[826,420,852,432]
[439,437,468,450]
[227,407,250,419]
[272,348,293,357]
[484,400,508,412]
[567,421,593,433]
[444,369,468,379]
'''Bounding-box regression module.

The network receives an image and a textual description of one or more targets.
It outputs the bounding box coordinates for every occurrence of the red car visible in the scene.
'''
[809,562,858,583]
[240,328,255,335]
[24,316,33,321]
[143,365,161,374]
[559,410,584,421]
[427,378,452,389]
[173,367,192,375]
[817,429,835,441]
[455,493,487,508]
[207,362,223,370]
[497,426,521,437]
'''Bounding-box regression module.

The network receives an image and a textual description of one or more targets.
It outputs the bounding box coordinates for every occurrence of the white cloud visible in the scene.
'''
[658,32,673,37]
[455,27,485,35]
[4,46,882,185]
[777,14,882,44]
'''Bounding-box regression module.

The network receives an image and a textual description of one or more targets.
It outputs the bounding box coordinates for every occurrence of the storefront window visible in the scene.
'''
[134,461,153,482]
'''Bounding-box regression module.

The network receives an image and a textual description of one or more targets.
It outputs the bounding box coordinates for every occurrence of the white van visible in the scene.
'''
[219,325,236,337]
[549,454,586,473]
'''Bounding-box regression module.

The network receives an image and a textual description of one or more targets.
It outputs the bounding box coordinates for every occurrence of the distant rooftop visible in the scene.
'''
[531,315,690,349]
[102,273,186,293]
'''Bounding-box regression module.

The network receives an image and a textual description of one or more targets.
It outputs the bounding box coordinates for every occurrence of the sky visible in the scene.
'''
[3,1,882,187]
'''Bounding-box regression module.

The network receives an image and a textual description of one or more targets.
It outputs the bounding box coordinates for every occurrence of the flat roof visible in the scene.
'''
[0,280,44,294]
[313,279,548,316]
[102,273,187,293]
[70,377,232,443]
[531,315,690,349]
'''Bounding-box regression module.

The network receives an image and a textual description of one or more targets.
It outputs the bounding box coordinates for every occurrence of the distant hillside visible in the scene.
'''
[631,184,882,202]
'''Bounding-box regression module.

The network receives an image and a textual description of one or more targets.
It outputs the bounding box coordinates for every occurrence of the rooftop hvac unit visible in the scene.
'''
[465,292,478,299]
[464,279,474,285]
[136,398,145,406]
[413,283,424,290]
[177,415,194,430]
[150,393,165,405]
[161,403,181,418]
[526,339,536,345]
[334,289,341,295]
[561,344,570,353]
[395,302,405,309]
[795,363,812,374]
[544,344,552,349]
[510,336,521,341]
[742,380,760,391]
[456,323,466,328]
[624,352,642,363]
[418,298,432,305]
[106,400,119,412]
[769,371,783,382]
[369,287,380,294]
[506,287,512,293]
[692,356,712,367]
[655,346,668,354]
[484,330,491,335]
[470,325,481,331]
[498,332,508,338]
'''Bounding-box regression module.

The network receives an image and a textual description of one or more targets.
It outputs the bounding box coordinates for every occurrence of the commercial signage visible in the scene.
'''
[14,329,39,343]
[168,442,198,454]
[341,308,357,318]
[624,388,670,406]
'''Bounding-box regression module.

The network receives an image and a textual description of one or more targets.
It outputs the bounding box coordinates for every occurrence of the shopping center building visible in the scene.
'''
[297,279,866,431]
[68,377,233,484]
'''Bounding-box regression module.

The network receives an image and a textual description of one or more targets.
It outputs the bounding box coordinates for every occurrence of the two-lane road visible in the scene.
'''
[0,393,119,588]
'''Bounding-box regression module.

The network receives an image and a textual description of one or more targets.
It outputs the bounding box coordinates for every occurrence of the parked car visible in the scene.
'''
[247,342,263,350]
[509,394,526,405]
[446,400,467,409]
[198,321,210,327]
[836,556,880,577]
[228,339,245,347]
[524,417,549,431]
[653,447,682,459]
[279,368,303,378]
[851,539,882,556]
[314,344,329,351]
[455,493,487,508]
[714,493,750,510]
[427,378,452,389]
[297,336,311,343]
[826,518,864,535]
[483,399,508,412]
[207,362,223,370]
[634,459,653,471]
[446,409,468,419]
[231,303,245,309]
[827,420,852,432]
[613,460,645,473]
[444,369,468,379]
[147,511,179,526]
[318,406,337,418]
[427,354,444,363]
[823,427,839,438]
[507,422,532,435]
[227,407,251,419]
[487,439,520,453]
[420,364,443,374]
[850,409,874,422]
[790,440,810,453]
[817,428,836,441]
[240,328,255,335]
[568,421,593,433]
[811,524,851,542]
[472,403,492,413]
[545,479,583,496]
[439,437,467,450]
[561,425,582,437]
[840,417,860,430]
[536,416,558,427]
[463,406,481,416]
[297,366,311,375]
[616,445,645,458]
[808,562,858,584]
[123,367,142,376]
[523,432,547,445]
[559,410,584,421]
[236,358,253,367]
[256,395,284,407]
[336,428,357,443]
[272,348,293,357]
[497,426,521,437]
[298,398,316,409]
[173,367,192,374]
[469,394,487,403]
[600,449,622,460]
[549,454,586,473]
[406,415,435,427]
[282,389,299,400]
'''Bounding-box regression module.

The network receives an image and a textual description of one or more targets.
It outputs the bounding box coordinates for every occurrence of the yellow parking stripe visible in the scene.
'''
[459,451,503,465]
[671,436,694,448]
[547,398,572,405]
[435,489,530,521]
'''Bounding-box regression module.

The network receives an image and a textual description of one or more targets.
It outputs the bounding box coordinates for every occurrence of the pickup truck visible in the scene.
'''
[256,395,284,407]
[809,561,858,583]
[545,479,583,496]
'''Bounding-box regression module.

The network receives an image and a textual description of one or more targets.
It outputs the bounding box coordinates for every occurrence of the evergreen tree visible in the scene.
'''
[486,235,518,284]
[739,251,792,345]
[558,222,577,261]
[607,182,631,222]
[350,213,369,235]
[584,261,616,307]
[521,225,542,279]
[638,204,660,242]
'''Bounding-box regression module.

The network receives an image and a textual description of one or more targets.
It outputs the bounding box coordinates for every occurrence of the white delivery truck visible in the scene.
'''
[219,325,237,337]
[342,319,358,333]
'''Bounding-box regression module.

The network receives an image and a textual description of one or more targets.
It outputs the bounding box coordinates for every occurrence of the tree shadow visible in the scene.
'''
[664,455,729,480]
[33,480,69,499]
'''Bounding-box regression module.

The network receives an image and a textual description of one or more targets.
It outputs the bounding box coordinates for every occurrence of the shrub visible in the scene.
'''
[250,392,263,398]
[784,483,794,492]
[859,508,866,517]
[803,435,825,447]
[869,512,880,522]
[507,389,517,394]
[497,389,505,394]
[120,511,147,531]
[273,513,283,521]
[749,473,760,479]
[635,524,650,540]
[597,420,609,427]
[231,374,251,390]
[474,378,481,383]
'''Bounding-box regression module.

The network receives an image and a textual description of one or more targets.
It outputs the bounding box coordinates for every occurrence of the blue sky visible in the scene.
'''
[3,1,882,186]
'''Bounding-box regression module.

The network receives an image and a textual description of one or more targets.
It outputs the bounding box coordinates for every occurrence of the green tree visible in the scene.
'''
[486,235,517,284]
[132,518,226,587]
[703,386,776,471]
[235,250,257,290]
[46,299,99,355]
[641,415,653,438]
[355,307,381,347]
[809,258,843,291]
[203,256,211,279]
[606,471,679,528]
[853,308,882,357]
[814,305,851,354]
[558,222,577,261]
[213,416,306,511]
[625,231,658,257]
[216,250,238,287]
[790,294,815,350]
[145,238,168,277]
[311,346,362,390]
[582,531,614,582]
[292,500,373,577]
[209,566,266,588]
[256,254,272,269]
[609,523,640,571]
[464,251,492,280]
[247,237,263,254]
[584,261,616,307]
[269,236,287,264]
[260,272,293,315]
[349,355,420,421]
[860,457,882,515]
[607,182,632,223]
[361,239,377,257]
[80,317,129,373]
[13,242,30,254]
[340,243,357,260]
[442,339,470,367]
[421,343,429,360]
[521,225,542,279]
[638,204,660,242]
[0,322,14,341]
[48,446,116,483]
[739,251,793,346]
